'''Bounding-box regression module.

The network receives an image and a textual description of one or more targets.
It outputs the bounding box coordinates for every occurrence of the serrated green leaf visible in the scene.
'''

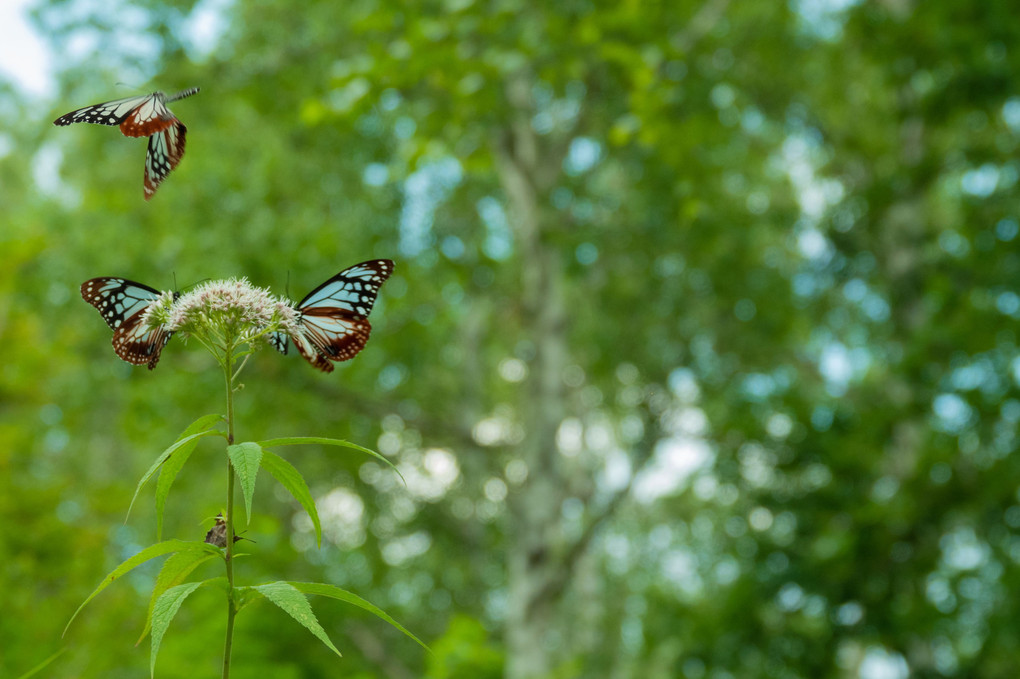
[227,442,263,524]
[256,581,341,657]
[137,550,217,645]
[64,540,218,637]
[150,581,204,678]
[149,577,225,677]
[126,430,224,522]
[258,437,404,484]
[290,581,430,653]
[260,449,322,548]
[155,444,200,542]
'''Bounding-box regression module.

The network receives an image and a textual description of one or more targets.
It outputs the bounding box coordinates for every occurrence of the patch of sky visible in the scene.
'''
[379,88,402,111]
[932,393,974,434]
[841,278,890,322]
[1009,356,1020,387]
[741,373,778,401]
[399,157,463,257]
[996,218,1019,241]
[0,0,53,98]
[783,134,845,223]
[477,196,513,260]
[1004,97,1020,133]
[575,242,598,265]
[961,163,1001,198]
[939,526,989,572]
[633,438,713,503]
[791,0,863,41]
[858,646,908,679]
[181,0,233,59]
[362,162,389,187]
[938,229,971,257]
[948,356,1002,396]
[563,137,603,176]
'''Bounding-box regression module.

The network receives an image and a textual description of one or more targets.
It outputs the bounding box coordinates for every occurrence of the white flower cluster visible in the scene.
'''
[143,278,299,346]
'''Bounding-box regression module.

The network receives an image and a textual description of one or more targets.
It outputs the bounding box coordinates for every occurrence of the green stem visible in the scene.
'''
[222,345,237,679]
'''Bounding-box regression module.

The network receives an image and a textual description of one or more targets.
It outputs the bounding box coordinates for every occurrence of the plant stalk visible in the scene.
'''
[222,345,237,679]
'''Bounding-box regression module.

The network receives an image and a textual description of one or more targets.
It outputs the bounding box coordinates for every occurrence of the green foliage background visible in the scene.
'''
[2,0,1020,677]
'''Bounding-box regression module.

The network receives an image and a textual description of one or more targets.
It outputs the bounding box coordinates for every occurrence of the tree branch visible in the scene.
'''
[526,419,662,614]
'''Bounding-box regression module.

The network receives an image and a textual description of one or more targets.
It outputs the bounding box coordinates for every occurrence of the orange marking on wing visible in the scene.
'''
[120,115,176,138]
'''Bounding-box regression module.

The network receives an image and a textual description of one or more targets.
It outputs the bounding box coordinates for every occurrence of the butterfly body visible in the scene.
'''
[54,88,198,199]
[273,260,395,372]
[81,278,176,370]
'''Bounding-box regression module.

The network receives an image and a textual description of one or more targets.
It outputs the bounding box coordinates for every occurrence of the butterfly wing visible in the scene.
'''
[54,92,177,137]
[81,277,174,370]
[54,94,154,128]
[296,259,395,314]
[297,313,372,366]
[291,331,340,373]
[286,260,395,371]
[269,331,289,355]
[270,323,336,373]
[111,315,175,370]
[144,121,187,200]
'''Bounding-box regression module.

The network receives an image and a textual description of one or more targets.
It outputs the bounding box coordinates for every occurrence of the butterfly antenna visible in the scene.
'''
[182,277,212,293]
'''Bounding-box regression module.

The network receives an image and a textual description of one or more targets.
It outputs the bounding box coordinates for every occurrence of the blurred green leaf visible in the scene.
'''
[259,449,322,548]
[258,437,402,482]
[149,581,205,678]
[126,430,225,523]
[137,550,218,645]
[227,442,263,525]
[155,415,224,541]
[64,540,219,637]
[291,581,430,653]
[14,649,66,679]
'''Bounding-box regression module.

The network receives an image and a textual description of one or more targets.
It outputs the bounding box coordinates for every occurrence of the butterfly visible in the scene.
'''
[203,513,247,548]
[54,88,199,200]
[81,277,177,370]
[271,260,395,373]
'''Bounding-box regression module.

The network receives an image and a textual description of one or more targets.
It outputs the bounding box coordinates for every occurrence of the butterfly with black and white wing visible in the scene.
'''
[54,88,198,199]
[54,88,199,137]
[81,278,178,370]
[272,260,395,373]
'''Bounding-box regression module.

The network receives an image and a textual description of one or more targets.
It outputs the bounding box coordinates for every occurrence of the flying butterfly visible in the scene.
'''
[81,277,177,370]
[54,88,199,200]
[271,260,395,373]
[54,88,199,137]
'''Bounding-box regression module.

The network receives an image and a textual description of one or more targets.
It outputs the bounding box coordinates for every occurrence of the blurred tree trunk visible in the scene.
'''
[497,72,571,679]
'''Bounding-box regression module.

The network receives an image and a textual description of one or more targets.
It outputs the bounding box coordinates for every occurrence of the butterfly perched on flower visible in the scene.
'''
[271,260,395,373]
[81,277,178,370]
[54,88,198,200]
